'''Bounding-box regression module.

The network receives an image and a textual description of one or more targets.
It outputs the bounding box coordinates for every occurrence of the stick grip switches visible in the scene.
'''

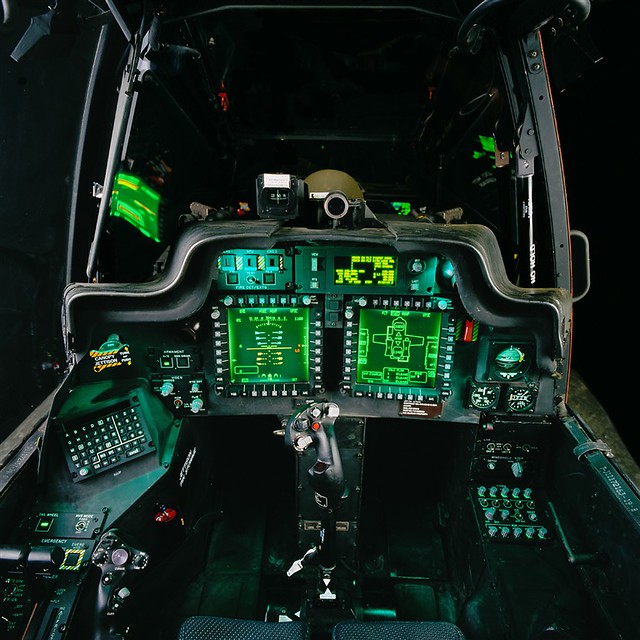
[285,402,346,511]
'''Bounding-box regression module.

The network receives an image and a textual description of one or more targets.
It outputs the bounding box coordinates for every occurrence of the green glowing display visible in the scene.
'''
[391,201,411,216]
[356,308,441,387]
[110,171,161,242]
[473,134,497,162]
[227,307,310,384]
[334,255,396,287]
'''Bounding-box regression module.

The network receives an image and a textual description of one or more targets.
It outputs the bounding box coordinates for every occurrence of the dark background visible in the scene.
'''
[554,0,635,458]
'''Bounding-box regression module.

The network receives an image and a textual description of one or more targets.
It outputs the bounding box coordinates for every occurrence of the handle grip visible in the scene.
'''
[286,402,346,510]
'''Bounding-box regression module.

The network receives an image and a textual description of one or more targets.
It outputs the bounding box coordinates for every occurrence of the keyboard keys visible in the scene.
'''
[59,401,154,481]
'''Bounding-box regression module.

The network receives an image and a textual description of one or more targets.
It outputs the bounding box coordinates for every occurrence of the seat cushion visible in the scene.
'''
[177,616,307,640]
[333,620,467,640]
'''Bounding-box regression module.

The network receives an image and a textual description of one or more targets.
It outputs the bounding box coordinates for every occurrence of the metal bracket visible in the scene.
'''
[513,32,547,178]
[573,439,613,461]
[515,104,538,177]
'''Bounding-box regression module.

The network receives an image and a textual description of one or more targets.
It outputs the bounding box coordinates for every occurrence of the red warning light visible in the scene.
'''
[154,506,177,523]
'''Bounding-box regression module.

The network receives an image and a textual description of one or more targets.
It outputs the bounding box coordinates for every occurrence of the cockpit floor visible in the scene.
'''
[126,419,462,639]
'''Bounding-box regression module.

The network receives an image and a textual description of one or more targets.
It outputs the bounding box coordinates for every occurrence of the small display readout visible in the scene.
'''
[333,255,396,287]
[227,307,310,384]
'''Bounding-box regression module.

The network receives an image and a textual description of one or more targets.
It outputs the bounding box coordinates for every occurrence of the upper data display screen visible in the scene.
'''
[333,255,396,287]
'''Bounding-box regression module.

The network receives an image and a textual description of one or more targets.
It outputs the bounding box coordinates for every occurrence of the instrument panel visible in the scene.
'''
[210,245,458,404]
[62,222,571,425]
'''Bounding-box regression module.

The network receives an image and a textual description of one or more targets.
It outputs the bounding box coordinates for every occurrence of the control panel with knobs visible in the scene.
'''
[471,484,552,543]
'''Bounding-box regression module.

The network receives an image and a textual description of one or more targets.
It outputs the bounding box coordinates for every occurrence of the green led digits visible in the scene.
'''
[356,309,441,387]
[227,307,310,384]
[334,255,396,286]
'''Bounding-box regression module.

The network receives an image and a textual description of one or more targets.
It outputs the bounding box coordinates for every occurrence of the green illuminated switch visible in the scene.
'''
[35,516,54,533]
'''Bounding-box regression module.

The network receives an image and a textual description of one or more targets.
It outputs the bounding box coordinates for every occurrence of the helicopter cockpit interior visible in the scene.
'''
[1,2,639,640]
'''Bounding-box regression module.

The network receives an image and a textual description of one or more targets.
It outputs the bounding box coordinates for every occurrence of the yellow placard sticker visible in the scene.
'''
[89,334,132,373]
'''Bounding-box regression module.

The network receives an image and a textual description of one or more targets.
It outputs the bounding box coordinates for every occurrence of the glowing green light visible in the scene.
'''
[110,171,161,243]
[390,201,411,216]
[473,134,497,164]
[334,255,396,287]
[478,134,495,153]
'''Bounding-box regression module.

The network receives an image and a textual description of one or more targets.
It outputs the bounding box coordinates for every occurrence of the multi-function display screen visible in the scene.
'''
[227,307,310,384]
[333,255,396,287]
[109,171,161,242]
[356,308,441,388]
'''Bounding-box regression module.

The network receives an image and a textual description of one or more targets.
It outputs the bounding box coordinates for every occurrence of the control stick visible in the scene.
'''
[90,529,149,640]
[284,402,346,589]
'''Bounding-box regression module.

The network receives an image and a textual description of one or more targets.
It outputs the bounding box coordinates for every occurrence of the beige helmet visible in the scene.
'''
[304,169,364,200]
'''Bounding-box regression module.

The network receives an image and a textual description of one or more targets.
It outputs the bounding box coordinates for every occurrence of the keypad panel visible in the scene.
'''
[58,395,155,482]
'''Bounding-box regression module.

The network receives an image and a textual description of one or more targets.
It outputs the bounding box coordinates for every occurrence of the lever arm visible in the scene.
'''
[285,402,346,511]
